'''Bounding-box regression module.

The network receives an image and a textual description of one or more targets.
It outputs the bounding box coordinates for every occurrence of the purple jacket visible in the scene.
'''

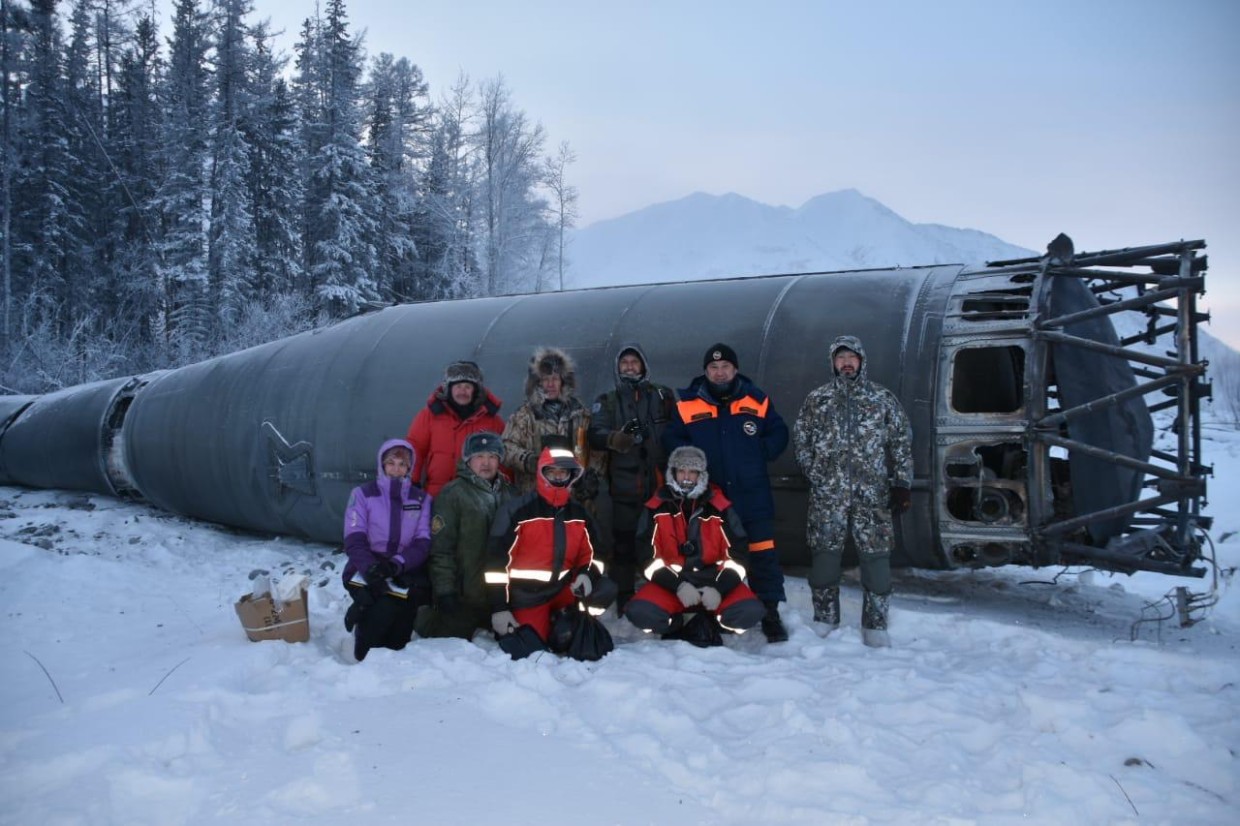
[342,438,433,582]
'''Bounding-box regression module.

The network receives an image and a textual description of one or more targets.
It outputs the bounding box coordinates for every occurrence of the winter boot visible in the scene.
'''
[760,601,789,643]
[811,586,840,630]
[861,589,891,648]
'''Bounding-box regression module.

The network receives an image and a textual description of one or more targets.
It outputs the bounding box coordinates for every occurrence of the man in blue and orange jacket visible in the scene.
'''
[663,343,791,642]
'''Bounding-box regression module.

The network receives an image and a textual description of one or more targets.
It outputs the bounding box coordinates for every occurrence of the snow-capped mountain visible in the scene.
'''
[566,188,1036,287]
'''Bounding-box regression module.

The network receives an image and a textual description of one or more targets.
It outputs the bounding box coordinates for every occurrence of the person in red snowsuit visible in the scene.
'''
[625,445,766,644]
[485,436,615,655]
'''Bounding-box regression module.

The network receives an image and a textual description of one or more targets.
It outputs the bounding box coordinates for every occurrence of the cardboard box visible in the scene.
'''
[234,588,310,643]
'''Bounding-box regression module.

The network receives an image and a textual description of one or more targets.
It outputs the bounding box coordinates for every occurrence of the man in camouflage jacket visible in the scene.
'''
[502,346,606,502]
[793,335,912,647]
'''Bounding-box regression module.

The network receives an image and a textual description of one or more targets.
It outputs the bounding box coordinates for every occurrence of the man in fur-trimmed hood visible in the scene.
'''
[502,346,606,498]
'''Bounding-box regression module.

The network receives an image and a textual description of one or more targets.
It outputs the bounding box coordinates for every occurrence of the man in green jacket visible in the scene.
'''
[418,431,515,639]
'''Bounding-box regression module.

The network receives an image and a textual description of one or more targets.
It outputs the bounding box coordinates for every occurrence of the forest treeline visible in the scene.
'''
[0,0,577,393]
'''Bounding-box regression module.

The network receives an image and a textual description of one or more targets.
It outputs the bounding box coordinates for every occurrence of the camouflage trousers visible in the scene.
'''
[806,503,893,596]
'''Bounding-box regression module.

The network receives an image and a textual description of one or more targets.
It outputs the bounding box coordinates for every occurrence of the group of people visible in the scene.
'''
[340,335,912,661]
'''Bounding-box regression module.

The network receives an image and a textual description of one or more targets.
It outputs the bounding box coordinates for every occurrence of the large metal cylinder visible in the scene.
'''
[109,266,959,566]
[2,238,1206,578]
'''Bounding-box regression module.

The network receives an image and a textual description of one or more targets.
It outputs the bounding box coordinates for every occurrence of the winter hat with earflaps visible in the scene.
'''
[667,445,709,498]
[462,430,504,461]
[444,360,484,389]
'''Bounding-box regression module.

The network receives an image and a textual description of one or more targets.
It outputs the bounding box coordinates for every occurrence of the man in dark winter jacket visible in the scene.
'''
[484,436,616,659]
[342,439,434,661]
[418,431,514,640]
[793,335,913,648]
[588,343,673,610]
[626,446,765,645]
[663,343,791,642]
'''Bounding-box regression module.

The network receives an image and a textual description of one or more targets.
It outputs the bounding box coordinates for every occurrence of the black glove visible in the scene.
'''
[575,468,600,501]
[889,487,912,513]
[392,568,422,589]
[523,453,538,474]
[437,593,462,615]
[364,561,395,596]
[621,418,649,444]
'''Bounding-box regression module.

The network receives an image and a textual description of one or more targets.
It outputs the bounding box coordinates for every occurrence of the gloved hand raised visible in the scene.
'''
[491,610,518,636]
[888,486,912,513]
[676,581,701,608]
[571,572,593,598]
[699,586,722,612]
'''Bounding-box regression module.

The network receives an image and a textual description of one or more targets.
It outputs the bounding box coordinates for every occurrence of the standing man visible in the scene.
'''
[502,346,604,500]
[793,335,912,648]
[419,431,514,640]
[588,343,673,610]
[663,343,791,642]
[406,360,505,496]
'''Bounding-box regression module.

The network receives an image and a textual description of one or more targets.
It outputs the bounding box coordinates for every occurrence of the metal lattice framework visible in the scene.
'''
[993,238,1211,576]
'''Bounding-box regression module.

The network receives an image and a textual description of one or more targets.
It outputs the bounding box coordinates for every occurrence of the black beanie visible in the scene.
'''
[702,343,738,370]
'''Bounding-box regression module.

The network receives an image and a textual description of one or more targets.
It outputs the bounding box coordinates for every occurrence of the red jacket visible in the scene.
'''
[406,387,505,496]
[485,493,599,611]
[637,484,749,596]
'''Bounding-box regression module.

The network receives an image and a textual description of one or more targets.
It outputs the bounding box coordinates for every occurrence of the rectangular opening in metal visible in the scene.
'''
[951,346,1025,413]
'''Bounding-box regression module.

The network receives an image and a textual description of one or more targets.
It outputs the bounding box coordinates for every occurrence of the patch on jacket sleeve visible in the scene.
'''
[431,514,446,535]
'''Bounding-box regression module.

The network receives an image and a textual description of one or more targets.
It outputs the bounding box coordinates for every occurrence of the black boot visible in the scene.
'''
[861,589,890,648]
[760,601,788,643]
[811,586,840,630]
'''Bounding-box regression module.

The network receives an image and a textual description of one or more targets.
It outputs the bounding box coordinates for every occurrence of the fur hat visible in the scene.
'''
[525,346,577,398]
[702,343,738,370]
[667,446,709,498]
[462,430,504,461]
[444,360,484,388]
[667,445,708,474]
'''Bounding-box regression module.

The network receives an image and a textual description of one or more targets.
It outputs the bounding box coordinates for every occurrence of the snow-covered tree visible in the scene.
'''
[542,140,577,292]
[475,76,548,296]
[245,21,302,304]
[207,0,256,329]
[294,0,377,316]
[157,0,211,357]
[365,51,429,302]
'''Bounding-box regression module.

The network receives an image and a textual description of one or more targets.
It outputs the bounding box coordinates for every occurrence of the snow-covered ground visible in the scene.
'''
[2,426,1237,825]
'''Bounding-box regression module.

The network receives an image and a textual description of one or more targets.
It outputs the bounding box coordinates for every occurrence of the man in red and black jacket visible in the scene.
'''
[485,436,614,655]
[662,343,790,641]
[625,445,766,643]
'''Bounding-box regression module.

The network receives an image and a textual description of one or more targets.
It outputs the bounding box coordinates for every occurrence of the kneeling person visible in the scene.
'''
[625,446,766,644]
[485,436,616,659]
[420,431,514,640]
[342,439,433,661]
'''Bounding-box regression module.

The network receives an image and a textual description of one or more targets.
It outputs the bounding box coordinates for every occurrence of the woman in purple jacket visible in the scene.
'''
[342,438,433,661]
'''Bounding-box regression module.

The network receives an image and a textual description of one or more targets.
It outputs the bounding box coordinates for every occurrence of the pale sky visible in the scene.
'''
[176,0,1240,345]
